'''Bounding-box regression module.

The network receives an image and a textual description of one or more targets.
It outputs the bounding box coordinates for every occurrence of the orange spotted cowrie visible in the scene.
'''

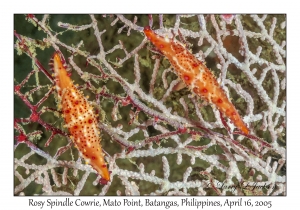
[49,52,110,181]
[144,26,249,135]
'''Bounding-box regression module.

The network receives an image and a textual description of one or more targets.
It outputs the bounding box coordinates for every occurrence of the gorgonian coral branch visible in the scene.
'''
[14,14,286,196]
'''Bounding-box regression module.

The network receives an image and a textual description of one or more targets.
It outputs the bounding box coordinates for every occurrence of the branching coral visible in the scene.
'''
[14,14,286,196]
